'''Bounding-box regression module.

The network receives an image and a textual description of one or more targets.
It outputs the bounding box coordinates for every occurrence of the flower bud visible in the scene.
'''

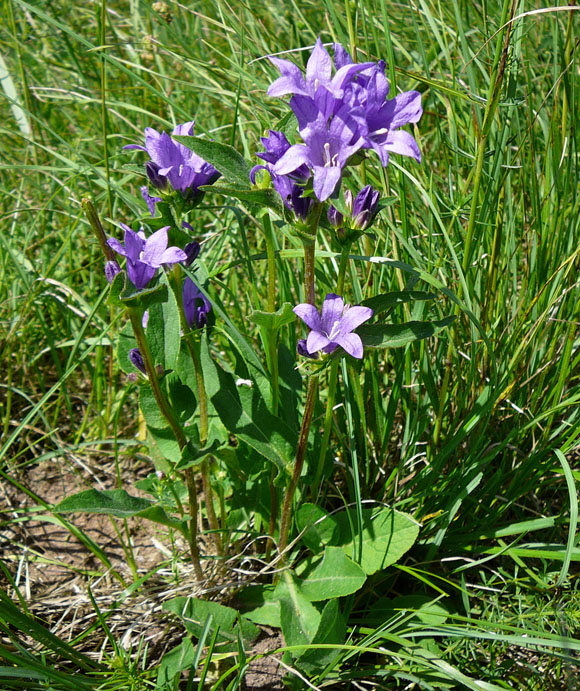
[352,185,380,231]
[129,348,146,374]
[105,260,121,284]
[183,241,201,267]
[327,204,344,229]
[297,339,319,359]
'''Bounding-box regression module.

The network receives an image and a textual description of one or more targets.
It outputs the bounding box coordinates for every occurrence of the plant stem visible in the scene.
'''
[278,374,319,562]
[169,268,223,556]
[127,307,204,580]
[312,246,352,493]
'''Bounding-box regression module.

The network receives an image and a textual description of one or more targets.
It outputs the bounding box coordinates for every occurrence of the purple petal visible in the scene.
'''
[306,39,332,85]
[127,260,156,290]
[107,237,127,257]
[124,227,145,262]
[293,303,322,331]
[307,330,331,354]
[320,293,344,332]
[172,121,195,137]
[273,144,311,176]
[159,246,188,264]
[334,332,364,358]
[339,305,373,334]
[312,165,342,202]
[388,91,423,128]
[142,226,170,266]
[268,57,308,97]
[384,130,421,162]
[123,144,147,151]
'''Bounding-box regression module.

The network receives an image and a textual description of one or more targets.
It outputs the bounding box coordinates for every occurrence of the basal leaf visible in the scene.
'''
[300,547,366,601]
[276,573,321,650]
[54,489,185,532]
[333,506,420,575]
[295,503,339,552]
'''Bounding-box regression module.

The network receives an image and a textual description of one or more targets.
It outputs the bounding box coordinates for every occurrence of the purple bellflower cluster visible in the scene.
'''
[255,39,422,202]
[124,121,220,215]
[294,293,373,359]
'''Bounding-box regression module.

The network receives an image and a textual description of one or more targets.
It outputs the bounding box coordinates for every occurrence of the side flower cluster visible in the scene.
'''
[256,39,422,202]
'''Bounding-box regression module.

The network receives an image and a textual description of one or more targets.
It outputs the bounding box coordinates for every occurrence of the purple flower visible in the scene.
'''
[183,241,201,267]
[268,39,374,120]
[129,348,146,374]
[250,130,313,220]
[141,186,162,216]
[124,121,220,209]
[266,39,423,175]
[183,277,211,329]
[107,224,187,290]
[273,105,366,201]
[293,293,373,359]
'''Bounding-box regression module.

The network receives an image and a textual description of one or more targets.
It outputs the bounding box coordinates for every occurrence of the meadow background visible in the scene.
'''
[0,0,579,689]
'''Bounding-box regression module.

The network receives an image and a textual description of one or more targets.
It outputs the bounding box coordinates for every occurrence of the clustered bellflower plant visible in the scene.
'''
[79,38,455,673]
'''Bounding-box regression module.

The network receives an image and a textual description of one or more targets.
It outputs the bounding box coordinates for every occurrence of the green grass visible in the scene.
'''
[1,0,579,688]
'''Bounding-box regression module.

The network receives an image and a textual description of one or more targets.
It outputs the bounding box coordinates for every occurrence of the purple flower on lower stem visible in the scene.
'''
[107,224,187,290]
[293,293,373,359]
[183,277,211,329]
[105,260,121,284]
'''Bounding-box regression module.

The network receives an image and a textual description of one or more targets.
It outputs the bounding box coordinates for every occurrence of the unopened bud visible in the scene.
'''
[129,348,146,374]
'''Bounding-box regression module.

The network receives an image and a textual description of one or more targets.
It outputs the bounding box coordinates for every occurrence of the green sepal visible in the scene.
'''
[108,277,168,311]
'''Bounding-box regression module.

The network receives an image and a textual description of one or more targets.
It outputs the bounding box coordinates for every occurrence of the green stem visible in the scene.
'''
[128,307,204,580]
[312,246,352,493]
[302,202,323,305]
[278,374,319,561]
[169,268,222,556]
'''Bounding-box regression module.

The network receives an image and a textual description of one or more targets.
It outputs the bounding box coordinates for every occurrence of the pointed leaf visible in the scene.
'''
[173,136,252,188]
[358,316,455,348]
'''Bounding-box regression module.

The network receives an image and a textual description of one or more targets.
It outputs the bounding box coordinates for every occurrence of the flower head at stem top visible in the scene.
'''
[107,224,187,290]
[293,293,373,359]
[124,121,220,213]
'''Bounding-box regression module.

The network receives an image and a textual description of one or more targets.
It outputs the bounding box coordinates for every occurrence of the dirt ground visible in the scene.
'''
[0,454,285,689]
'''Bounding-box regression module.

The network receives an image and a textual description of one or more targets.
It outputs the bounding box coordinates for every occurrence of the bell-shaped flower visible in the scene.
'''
[293,293,373,359]
[107,224,187,290]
